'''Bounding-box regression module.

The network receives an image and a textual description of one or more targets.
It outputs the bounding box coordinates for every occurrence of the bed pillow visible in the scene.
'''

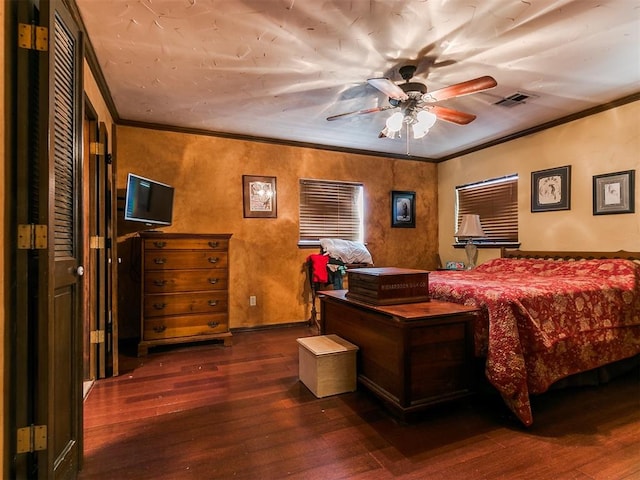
[319,238,373,265]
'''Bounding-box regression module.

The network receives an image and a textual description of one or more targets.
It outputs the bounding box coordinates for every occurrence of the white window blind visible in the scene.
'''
[299,179,364,246]
[455,174,519,245]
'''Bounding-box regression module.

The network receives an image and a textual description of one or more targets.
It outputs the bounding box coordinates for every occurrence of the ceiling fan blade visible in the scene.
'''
[430,105,477,125]
[422,76,497,103]
[367,77,409,101]
[326,105,395,121]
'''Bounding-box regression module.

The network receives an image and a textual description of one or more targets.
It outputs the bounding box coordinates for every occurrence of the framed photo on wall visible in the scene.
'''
[243,175,277,218]
[531,165,571,212]
[593,170,635,215]
[391,191,415,228]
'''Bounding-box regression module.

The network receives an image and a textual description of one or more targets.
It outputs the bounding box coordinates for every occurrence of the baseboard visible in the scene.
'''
[230,321,310,334]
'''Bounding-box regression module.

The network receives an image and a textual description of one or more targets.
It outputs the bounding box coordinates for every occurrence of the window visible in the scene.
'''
[455,174,519,246]
[299,179,364,246]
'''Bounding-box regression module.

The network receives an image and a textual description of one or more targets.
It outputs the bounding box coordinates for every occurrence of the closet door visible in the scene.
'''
[43,2,84,477]
[13,0,84,477]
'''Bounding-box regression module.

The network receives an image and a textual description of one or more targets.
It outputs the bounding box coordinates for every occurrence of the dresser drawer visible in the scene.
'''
[144,291,228,317]
[143,313,229,340]
[144,270,228,293]
[145,250,228,270]
[144,237,229,251]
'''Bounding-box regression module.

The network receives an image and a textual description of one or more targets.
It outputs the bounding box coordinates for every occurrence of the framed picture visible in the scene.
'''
[593,170,635,215]
[391,191,415,228]
[531,165,571,212]
[243,175,277,218]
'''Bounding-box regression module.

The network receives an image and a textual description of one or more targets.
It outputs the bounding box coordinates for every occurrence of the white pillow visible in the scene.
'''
[319,238,373,265]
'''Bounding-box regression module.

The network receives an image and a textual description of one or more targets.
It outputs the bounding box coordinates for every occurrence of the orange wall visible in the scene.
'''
[116,126,438,333]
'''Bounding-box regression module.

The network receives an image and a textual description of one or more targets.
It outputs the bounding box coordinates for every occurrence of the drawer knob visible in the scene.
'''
[153,325,167,333]
[208,278,219,285]
[207,321,220,329]
[208,257,219,264]
[208,241,219,248]
[153,241,166,248]
[153,279,168,287]
[153,303,167,310]
[154,257,167,265]
[208,300,218,306]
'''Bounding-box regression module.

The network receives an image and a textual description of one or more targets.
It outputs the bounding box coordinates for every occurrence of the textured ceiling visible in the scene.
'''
[76,0,640,161]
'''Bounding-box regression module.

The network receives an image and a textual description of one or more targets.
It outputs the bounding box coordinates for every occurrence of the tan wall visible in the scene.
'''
[116,126,439,332]
[438,101,640,266]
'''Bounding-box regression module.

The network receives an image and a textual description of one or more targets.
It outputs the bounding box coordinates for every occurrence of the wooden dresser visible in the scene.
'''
[137,232,233,356]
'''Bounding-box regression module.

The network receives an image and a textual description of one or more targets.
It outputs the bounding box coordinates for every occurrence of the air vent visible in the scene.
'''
[494,92,537,107]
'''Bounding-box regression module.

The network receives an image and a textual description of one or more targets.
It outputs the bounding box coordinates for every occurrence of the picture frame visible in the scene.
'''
[391,190,415,228]
[593,170,635,215]
[531,165,571,212]
[243,175,277,218]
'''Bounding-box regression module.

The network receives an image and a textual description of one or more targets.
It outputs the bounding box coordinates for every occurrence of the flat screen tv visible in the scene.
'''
[124,173,175,226]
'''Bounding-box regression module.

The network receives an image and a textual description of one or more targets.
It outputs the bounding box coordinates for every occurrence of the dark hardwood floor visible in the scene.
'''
[80,325,640,480]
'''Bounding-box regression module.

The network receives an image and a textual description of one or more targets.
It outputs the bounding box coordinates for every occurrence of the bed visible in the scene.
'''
[428,249,640,426]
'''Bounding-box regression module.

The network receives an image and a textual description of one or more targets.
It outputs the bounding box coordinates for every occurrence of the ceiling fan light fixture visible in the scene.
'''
[379,126,400,139]
[412,123,429,139]
[386,111,404,132]
[416,110,437,130]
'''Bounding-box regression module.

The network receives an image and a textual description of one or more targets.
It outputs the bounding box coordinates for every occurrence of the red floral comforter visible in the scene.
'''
[429,258,640,426]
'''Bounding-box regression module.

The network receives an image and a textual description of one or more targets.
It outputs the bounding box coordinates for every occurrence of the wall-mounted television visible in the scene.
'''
[124,173,175,226]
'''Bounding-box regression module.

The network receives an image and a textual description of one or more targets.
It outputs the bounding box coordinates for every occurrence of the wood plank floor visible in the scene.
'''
[80,325,640,480]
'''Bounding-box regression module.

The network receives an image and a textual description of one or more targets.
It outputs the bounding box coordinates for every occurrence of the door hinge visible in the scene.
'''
[90,141,105,156]
[90,236,105,249]
[90,330,105,344]
[17,224,47,250]
[17,425,47,454]
[18,23,48,51]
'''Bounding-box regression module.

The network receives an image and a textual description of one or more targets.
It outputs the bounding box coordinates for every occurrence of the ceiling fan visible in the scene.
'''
[327,65,497,139]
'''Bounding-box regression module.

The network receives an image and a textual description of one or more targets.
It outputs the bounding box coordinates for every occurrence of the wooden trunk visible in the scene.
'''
[320,290,479,419]
[347,267,430,305]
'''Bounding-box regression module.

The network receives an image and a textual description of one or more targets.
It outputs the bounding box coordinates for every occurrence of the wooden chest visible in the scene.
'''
[137,232,233,356]
[320,290,478,419]
[346,267,430,305]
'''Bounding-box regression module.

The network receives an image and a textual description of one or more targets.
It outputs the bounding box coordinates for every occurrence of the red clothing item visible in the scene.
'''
[307,254,329,283]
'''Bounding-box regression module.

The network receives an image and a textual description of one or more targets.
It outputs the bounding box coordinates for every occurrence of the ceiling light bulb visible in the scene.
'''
[412,123,429,139]
[386,112,404,132]
[416,110,437,129]
[380,126,399,139]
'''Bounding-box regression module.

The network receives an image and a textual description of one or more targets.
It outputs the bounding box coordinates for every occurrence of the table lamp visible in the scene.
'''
[455,214,485,269]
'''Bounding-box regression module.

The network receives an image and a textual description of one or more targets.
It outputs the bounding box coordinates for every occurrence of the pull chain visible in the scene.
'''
[406,122,410,156]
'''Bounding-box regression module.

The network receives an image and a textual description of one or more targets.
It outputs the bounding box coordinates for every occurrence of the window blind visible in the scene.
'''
[456,175,518,244]
[299,179,363,246]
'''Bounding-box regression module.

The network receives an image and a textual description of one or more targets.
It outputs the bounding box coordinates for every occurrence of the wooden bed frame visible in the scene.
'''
[501,248,640,261]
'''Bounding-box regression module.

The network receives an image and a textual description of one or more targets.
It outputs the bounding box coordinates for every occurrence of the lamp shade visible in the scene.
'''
[416,110,437,130]
[386,112,404,132]
[455,214,485,238]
